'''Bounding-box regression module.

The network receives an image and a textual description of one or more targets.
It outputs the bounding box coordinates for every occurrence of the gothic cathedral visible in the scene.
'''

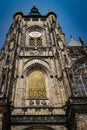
[0,5,87,130]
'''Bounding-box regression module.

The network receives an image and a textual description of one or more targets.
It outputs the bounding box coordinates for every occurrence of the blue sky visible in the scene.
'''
[0,0,87,48]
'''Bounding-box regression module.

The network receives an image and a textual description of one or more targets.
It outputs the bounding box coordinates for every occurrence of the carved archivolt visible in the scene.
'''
[24,59,50,75]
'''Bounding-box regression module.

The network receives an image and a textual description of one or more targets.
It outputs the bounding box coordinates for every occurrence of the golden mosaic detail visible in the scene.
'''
[29,70,46,98]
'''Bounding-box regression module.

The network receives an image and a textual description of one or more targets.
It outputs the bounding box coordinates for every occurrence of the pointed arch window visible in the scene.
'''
[29,70,46,98]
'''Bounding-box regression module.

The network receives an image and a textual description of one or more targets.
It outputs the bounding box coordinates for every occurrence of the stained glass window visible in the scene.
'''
[29,70,46,98]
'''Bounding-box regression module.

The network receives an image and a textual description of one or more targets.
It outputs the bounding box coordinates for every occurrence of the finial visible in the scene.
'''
[33,3,36,7]
[79,37,84,46]
[18,9,22,12]
[48,9,52,13]
[70,35,73,41]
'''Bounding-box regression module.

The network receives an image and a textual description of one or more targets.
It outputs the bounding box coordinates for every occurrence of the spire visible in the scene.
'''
[29,5,41,17]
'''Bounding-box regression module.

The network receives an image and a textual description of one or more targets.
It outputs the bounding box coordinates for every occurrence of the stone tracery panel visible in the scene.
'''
[69,60,87,97]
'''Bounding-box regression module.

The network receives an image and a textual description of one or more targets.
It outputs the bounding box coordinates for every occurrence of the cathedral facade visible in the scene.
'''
[0,5,87,130]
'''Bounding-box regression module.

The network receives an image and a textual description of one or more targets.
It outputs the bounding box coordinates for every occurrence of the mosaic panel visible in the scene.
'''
[29,70,46,98]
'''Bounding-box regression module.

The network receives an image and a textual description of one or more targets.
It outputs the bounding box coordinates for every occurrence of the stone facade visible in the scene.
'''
[0,5,87,130]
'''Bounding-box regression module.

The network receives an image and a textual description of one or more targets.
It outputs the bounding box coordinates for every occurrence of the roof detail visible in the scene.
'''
[28,5,41,17]
[46,10,57,18]
[68,38,82,46]
[13,11,23,18]
[13,5,57,19]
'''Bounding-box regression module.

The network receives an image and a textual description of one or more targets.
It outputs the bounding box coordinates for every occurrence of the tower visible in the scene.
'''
[0,5,87,130]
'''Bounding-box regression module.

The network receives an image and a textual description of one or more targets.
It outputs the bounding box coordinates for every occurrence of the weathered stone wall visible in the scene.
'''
[76,113,87,130]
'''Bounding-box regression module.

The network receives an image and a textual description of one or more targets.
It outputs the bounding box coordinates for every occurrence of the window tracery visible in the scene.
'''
[28,26,43,46]
[69,61,87,97]
[29,38,42,46]
[29,38,35,46]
